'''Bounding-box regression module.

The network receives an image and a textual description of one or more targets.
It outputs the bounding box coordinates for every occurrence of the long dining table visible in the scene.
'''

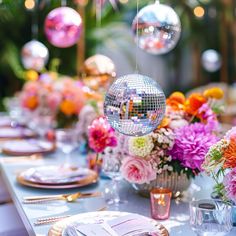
[0,150,235,236]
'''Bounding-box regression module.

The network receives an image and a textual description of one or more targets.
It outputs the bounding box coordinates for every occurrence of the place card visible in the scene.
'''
[72,214,157,236]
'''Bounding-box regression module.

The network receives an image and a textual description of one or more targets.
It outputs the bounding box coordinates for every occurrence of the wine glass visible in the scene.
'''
[56,129,78,167]
[189,199,233,236]
[101,150,126,205]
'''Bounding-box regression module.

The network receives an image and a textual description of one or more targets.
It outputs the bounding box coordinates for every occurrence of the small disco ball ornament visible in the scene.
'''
[44,7,82,48]
[132,2,181,55]
[21,40,49,71]
[104,74,166,136]
[201,49,222,72]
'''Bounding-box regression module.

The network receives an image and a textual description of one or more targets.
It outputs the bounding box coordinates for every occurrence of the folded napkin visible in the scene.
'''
[65,214,158,236]
[27,166,88,184]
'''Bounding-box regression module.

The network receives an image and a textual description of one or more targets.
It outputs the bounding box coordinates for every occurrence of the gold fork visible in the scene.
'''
[23,191,101,204]
[34,206,107,226]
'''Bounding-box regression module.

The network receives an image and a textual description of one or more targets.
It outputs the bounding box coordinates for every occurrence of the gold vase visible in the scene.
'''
[132,171,192,198]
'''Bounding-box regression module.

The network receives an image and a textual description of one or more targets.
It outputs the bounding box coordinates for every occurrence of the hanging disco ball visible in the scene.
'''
[201,49,222,72]
[21,40,49,71]
[44,7,82,48]
[132,2,181,55]
[104,74,166,136]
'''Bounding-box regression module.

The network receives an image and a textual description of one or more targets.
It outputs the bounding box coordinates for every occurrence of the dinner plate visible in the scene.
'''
[48,211,169,236]
[0,116,12,127]
[0,127,37,139]
[2,139,55,156]
[17,166,98,189]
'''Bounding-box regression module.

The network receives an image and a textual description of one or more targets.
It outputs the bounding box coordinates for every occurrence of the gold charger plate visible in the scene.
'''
[48,211,169,236]
[17,168,98,189]
[2,140,56,156]
[0,127,37,140]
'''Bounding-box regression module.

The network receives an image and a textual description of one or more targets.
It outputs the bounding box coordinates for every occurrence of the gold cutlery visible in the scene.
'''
[34,215,71,226]
[23,191,102,203]
[34,206,107,226]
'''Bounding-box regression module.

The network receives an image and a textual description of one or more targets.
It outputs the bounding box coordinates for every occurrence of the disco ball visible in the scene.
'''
[21,40,49,71]
[44,7,82,48]
[84,54,116,77]
[132,2,181,55]
[104,74,166,136]
[201,49,222,72]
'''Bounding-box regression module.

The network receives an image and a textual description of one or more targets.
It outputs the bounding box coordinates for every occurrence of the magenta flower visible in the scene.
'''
[88,117,117,153]
[199,103,219,132]
[121,156,156,184]
[169,123,218,171]
[223,168,236,203]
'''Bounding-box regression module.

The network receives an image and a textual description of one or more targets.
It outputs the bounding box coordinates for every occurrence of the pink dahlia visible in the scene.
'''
[169,123,218,171]
[121,156,156,184]
[88,117,117,153]
[223,168,236,203]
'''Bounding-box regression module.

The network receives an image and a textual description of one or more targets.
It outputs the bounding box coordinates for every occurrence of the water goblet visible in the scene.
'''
[101,151,125,205]
[56,129,78,167]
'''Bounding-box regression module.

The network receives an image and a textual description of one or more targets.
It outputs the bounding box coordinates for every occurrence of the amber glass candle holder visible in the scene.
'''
[150,188,172,220]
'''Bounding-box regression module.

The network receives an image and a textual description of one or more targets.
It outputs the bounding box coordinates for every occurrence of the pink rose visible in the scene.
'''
[121,156,156,184]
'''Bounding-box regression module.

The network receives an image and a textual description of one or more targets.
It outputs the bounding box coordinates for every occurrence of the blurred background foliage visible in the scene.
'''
[0,0,236,109]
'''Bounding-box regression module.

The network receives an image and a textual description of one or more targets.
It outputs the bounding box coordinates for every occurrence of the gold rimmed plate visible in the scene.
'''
[2,139,56,156]
[17,166,99,189]
[48,211,169,236]
[0,127,37,140]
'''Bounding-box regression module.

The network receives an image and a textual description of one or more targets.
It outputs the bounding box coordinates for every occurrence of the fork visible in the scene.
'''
[34,206,107,226]
[23,191,101,204]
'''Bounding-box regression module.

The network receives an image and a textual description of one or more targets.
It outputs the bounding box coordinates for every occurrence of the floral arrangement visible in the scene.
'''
[86,88,224,185]
[19,74,86,128]
[120,88,224,185]
[202,126,236,204]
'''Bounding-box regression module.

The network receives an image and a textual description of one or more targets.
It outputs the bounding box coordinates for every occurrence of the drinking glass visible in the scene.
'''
[56,129,78,167]
[189,199,233,236]
[101,154,125,205]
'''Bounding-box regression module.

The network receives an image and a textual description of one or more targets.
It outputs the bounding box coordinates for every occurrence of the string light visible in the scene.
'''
[24,0,35,10]
[193,6,205,18]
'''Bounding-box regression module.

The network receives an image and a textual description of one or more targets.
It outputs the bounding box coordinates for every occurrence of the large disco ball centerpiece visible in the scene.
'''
[21,40,49,71]
[132,2,181,55]
[104,74,166,136]
[44,7,82,48]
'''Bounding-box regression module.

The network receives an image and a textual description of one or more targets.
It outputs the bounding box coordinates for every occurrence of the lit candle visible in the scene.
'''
[150,188,172,220]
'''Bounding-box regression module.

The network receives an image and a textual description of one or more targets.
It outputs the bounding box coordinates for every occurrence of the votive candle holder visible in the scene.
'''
[150,188,172,220]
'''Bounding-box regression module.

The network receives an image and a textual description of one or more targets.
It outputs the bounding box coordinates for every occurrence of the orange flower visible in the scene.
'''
[185,93,207,115]
[223,138,236,169]
[158,117,170,129]
[166,92,185,110]
[25,70,38,81]
[60,100,77,116]
[203,87,224,100]
[25,96,38,110]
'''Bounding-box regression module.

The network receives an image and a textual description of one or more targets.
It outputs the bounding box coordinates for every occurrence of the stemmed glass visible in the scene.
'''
[101,151,126,205]
[189,199,233,236]
[56,129,78,167]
